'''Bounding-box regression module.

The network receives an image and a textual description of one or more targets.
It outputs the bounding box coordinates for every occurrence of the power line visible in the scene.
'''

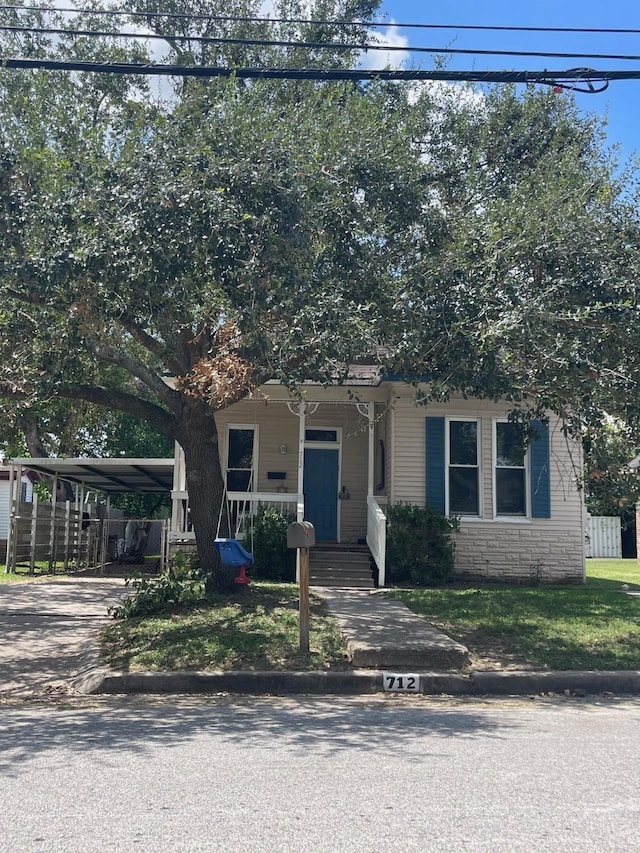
[3,6,640,36]
[3,23,640,63]
[0,56,632,90]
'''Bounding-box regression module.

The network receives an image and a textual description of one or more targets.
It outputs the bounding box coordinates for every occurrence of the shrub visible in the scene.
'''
[110,551,206,619]
[244,505,296,581]
[386,502,459,586]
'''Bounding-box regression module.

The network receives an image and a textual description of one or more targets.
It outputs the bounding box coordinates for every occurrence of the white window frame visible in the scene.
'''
[493,419,529,519]
[446,417,482,518]
[225,424,259,493]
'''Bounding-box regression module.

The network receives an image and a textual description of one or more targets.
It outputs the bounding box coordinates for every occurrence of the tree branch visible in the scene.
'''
[84,337,179,408]
[58,384,177,437]
[118,314,187,376]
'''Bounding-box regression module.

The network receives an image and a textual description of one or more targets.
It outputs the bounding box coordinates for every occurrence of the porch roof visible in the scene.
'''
[6,457,174,494]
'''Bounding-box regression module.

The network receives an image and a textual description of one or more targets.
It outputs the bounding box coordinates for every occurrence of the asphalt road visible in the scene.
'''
[1,695,638,852]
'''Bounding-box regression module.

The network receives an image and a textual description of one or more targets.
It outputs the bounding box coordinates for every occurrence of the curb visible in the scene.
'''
[72,668,640,697]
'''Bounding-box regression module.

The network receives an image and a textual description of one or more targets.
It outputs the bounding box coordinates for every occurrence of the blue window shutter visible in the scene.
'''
[425,417,446,513]
[530,420,551,518]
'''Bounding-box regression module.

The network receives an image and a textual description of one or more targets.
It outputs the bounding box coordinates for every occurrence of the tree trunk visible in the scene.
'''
[23,416,75,501]
[176,400,236,594]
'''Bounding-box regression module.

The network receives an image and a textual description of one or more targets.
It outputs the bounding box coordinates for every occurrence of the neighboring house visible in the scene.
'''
[170,377,586,585]
[0,465,34,563]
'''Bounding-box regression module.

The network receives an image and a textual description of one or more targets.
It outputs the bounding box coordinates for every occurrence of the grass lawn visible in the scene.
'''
[101,582,349,673]
[100,558,640,673]
[0,563,70,582]
[387,558,640,671]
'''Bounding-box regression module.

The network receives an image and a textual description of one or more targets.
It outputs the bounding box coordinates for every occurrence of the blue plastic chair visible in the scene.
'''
[214,538,254,585]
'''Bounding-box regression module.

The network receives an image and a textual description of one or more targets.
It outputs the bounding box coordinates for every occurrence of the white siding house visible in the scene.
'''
[170,379,586,585]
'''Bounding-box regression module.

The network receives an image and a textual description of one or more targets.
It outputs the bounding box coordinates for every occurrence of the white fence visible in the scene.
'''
[586,515,622,559]
[226,492,303,539]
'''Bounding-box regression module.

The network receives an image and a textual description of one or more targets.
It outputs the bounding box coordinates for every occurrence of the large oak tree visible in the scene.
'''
[1,2,640,587]
[0,1,427,586]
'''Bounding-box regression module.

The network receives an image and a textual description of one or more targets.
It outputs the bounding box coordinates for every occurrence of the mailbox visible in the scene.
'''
[287,521,316,549]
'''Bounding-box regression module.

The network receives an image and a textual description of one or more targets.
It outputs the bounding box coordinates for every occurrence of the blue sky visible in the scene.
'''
[376,0,640,165]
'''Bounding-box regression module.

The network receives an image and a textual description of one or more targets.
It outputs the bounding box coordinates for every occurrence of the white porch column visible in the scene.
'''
[297,403,306,522]
[286,400,309,522]
[287,400,308,584]
[356,401,376,497]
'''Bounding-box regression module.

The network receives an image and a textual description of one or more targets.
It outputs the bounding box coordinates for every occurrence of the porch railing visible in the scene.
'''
[227,492,303,540]
[366,495,388,587]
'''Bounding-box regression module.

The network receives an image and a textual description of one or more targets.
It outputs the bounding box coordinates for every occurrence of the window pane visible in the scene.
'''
[228,429,254,469]
[305,429,338,442]
[449,468,479,514]
[496,423,525,467]
[496,469,526,515]
[227,470,252,492]
[450,421,477,465]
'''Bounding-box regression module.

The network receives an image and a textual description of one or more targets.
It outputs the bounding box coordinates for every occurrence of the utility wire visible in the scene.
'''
[0,57,632,89]
[3,6,640,35]
[3,23,640,63]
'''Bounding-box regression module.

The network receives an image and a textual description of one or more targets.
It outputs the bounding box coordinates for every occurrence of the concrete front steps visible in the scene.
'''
[310,545,374,589]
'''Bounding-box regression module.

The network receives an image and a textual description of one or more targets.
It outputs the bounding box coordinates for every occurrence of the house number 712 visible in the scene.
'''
[382,672,421,693]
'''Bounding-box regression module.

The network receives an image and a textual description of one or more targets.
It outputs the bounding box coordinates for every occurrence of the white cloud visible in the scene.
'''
[359,23,409,71]
[408,79,487,113]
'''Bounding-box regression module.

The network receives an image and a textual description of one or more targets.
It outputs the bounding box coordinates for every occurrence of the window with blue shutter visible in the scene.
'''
[529,420,551,518]
[495,421,527,516]
[425,417,445,513]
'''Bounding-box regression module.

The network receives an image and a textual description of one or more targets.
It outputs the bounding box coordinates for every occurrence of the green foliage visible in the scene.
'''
[110,493,171,520]
[110,551,205,619]
[386,502,460,586]
[244,505,296,581]
[583,416,640,527]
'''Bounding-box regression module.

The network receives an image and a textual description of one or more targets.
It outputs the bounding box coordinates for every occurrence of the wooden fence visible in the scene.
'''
[8,495,100,573]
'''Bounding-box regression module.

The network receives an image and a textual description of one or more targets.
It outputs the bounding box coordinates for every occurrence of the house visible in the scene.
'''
[170,377,586,586]
[0,465,34,563]
[4,377,586,584]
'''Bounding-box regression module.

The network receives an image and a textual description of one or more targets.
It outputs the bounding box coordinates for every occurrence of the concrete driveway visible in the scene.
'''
[0,578,128,697]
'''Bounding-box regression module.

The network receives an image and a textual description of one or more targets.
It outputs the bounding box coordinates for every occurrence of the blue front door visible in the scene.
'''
[303,448,339,541]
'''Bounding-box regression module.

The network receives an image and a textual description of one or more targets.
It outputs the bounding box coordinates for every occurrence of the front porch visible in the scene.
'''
[169,392,390,585]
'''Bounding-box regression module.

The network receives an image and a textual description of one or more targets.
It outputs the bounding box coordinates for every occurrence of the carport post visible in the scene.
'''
[4,462,17,573]
[63,501,71,572]
[160,519,168,571]
[29,491,38,575]
[48,472,58,572]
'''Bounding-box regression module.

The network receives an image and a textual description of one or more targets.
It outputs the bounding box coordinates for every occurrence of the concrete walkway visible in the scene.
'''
[316,588,470,669]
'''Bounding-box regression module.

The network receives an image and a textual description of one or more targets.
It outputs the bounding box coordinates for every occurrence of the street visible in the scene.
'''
[1,695,639,852]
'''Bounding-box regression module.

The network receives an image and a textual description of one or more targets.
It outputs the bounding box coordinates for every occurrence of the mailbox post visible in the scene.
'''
[287,521,315,653]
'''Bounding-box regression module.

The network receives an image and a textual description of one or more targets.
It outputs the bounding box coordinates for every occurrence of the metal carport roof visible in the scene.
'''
[7,457,175,494]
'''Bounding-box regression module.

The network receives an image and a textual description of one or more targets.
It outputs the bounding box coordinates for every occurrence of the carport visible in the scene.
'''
[4,457,174,574]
